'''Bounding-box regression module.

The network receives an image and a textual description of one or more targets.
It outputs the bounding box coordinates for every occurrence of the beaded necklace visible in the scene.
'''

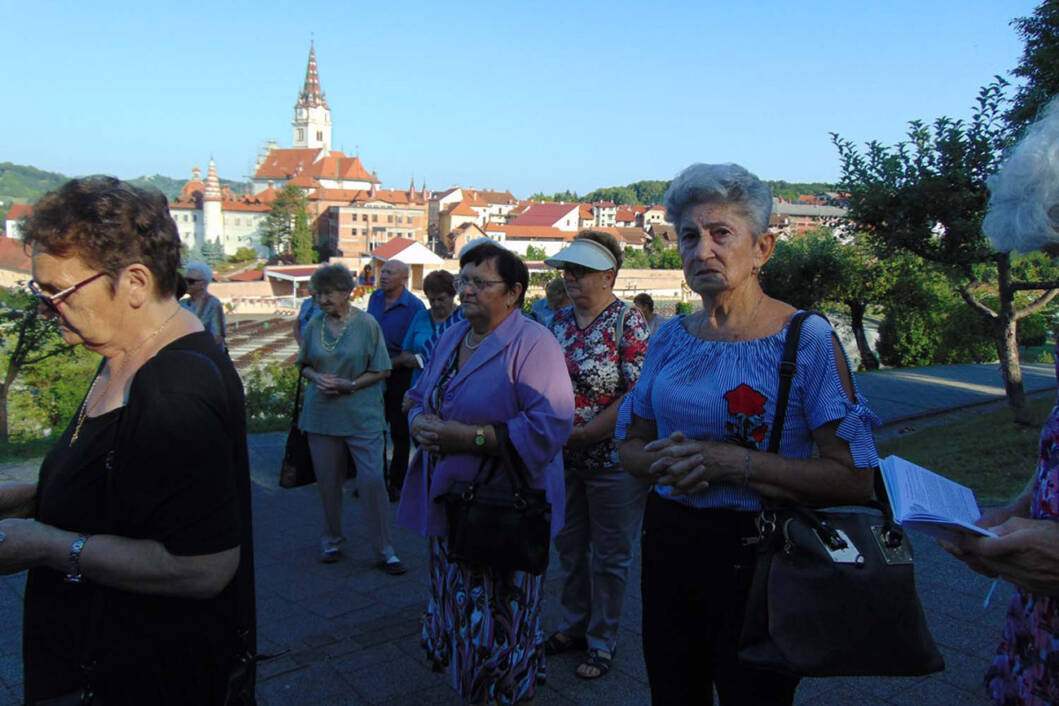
[320,311,353,352]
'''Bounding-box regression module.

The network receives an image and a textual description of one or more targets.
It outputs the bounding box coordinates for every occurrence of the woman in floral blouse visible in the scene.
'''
[544,231,650,680]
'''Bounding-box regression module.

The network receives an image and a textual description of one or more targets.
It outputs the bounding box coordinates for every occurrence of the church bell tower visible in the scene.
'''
[292,42,332,151]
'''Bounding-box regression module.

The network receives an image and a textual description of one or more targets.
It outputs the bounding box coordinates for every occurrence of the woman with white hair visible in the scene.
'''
[944,97,1059,706]
[616,163,881,704]
[181,261,226,349]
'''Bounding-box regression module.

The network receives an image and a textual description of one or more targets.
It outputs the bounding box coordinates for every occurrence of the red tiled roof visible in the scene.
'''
[484,223,572,241]
[509,203,579,227]
[615,207,637,222]
[7,204,34,220]
[372,237,417,259]
[169,202,197,211]
[0,238,31,272]
[646,204,665,212]
[287,173,323,188]
[225,269,264,282]
[254,148,380,184]
[594,201,616,208]
[447,201,478,217]
[579,204,594,220]
[597,226,648,245]
[223,201,270,213]
[266,265,320,277]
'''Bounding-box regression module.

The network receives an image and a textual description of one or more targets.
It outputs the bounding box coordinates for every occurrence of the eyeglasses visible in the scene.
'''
[561,264,597,279]
[27,272,107,314]
[454,275,505,293]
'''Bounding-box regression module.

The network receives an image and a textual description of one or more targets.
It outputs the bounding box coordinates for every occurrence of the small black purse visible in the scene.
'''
[436,423,552,575]
[279,375,315,489]
[737,311,945,677]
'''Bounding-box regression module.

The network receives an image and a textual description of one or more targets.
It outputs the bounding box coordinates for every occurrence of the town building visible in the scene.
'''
[4,204,32,240]
[169,162,272,255]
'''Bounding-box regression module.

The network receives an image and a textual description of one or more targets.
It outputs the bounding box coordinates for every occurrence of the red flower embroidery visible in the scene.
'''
[725,384,767,417]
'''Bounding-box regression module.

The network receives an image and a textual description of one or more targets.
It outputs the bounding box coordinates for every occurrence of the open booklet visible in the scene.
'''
[879,455,999,542]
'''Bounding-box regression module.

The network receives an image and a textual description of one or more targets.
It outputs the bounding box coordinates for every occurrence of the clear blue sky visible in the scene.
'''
[0,0,1040,197]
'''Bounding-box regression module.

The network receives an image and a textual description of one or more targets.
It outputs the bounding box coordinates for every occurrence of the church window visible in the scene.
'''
[316,131,323,142]
[372,215,378,223]
[297,128,305,142]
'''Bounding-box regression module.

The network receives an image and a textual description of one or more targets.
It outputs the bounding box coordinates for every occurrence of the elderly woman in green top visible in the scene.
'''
[298,263,406,575]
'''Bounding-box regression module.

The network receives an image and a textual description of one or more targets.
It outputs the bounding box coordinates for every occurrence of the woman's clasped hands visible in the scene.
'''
[641,431,730,496]
[411,414,476,455]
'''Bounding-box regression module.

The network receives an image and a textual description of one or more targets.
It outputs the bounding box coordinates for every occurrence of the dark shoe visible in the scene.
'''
[544,631,587,656]
[319,547,340,564]
[377,558,407,575]
[576,649,613,680]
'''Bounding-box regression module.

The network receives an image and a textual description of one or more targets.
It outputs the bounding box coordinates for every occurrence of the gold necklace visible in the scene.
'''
[69,306,180,446]
[320,311,353,352]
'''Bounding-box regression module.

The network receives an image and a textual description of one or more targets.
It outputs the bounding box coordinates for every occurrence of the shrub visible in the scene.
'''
[242,358,300,431]
[1018,313,1048,347]
[675,301,693,315]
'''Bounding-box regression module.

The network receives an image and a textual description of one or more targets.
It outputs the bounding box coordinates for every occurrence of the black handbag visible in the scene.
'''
[279,375,315,488]
[737,311,945,677]
[436,423,552,575]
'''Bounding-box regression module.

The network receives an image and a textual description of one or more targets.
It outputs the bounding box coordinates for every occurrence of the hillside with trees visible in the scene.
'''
[0,162,250,221]
[529,178,835,206]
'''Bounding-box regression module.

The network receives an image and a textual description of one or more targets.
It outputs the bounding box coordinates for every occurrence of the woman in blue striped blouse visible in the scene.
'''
[617,163,881,705]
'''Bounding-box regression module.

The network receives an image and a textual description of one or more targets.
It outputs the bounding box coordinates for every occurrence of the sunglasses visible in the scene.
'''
[27,272,107,315]
[184,277,204,284]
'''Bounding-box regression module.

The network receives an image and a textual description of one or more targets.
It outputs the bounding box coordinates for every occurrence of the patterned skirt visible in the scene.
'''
[422,538,546,704]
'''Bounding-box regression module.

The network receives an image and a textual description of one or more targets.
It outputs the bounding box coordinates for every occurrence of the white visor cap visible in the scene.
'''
[544,238,617,271]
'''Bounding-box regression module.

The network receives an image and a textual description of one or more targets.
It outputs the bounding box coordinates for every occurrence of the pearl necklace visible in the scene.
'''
[70,306,180,446]
[463,330,487,349]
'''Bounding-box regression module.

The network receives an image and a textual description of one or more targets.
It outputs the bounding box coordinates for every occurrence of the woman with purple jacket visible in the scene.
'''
[398,241,575,705]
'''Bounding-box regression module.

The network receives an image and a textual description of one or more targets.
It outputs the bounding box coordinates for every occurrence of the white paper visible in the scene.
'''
[880,455,998,539]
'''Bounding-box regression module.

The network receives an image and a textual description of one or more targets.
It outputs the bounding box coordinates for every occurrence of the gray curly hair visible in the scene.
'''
[983,95,1059,253]
[663,163,772,236]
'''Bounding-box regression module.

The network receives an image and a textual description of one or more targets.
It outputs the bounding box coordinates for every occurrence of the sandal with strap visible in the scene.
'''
[576,648,613,680]
[544,632,587,656]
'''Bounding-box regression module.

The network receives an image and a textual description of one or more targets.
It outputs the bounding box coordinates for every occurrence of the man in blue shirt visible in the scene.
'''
[368,259,425,500]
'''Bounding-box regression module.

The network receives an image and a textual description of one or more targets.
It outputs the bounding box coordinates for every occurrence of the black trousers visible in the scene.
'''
[641,493,799,706]
[383,366,412,493]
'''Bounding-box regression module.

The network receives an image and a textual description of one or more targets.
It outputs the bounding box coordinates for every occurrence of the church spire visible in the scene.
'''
[292,41,333,150]
[297,41,328,110]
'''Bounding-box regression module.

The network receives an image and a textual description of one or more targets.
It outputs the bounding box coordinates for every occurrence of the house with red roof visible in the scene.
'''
[4,204,32,240]
[483,223,574,256]
[169,161,272,257]
[643,204,668,228]
[0,237,31,288]
[508,203,580,231]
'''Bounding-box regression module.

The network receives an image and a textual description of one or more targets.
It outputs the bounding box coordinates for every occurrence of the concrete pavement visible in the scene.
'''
[0,361,1052,705]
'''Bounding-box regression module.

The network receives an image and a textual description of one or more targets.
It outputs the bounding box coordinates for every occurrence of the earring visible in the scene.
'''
[752,265,760,276]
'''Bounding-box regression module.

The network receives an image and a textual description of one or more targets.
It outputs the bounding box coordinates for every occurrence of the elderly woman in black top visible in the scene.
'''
[0,177,255,705]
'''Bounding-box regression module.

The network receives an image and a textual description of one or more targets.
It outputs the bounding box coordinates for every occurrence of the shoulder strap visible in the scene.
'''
[767,311,827,453]
[613,300,629,347]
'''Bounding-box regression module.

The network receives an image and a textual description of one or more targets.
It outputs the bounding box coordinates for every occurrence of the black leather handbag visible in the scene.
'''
[279,376,315,489]
[436,424,552,575]
[737,311,945,677]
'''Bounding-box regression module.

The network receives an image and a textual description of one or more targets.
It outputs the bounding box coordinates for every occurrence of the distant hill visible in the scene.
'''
[529,178,837,206]
[0,163,251,221]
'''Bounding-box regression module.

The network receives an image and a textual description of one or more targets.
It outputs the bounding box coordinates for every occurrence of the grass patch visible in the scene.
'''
[877,394,1055,504]
[247,415,290,435]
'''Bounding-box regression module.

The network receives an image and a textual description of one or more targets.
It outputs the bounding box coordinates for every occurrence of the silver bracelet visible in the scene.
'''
[64,533,91,584]
[743,451,752,486]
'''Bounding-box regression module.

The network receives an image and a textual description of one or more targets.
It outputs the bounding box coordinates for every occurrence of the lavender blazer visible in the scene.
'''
[397,308,575,539]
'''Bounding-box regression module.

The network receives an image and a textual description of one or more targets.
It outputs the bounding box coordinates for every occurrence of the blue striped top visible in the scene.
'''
[615,312,881,510]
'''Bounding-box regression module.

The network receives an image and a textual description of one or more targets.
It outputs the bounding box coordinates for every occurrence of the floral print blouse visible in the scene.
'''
[550,299,649,472]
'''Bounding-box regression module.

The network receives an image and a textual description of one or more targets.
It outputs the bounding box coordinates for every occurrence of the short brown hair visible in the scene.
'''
[633,293,654,312]
[310,263,355,293]
[22,176,182,297]
[423,270,455,297]
[575,229,623,271]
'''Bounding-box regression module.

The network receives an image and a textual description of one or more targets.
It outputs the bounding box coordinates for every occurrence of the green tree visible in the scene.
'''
[0,289,76,442]
[261,184,310,257]
[291,206,314,264]
[1007,0,1059,132]
[228,246,258,263]
[524,245,547,261]
[834,83,1059,423]
[201,239,225,266]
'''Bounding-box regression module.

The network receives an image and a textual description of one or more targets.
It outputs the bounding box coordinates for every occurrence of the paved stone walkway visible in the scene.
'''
[0,361,1052,704]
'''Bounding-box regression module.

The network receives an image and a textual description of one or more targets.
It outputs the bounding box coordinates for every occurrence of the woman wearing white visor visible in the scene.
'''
[543,231,651,679]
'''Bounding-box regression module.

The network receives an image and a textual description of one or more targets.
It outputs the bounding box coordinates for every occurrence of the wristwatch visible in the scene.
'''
[474,426,487,447]
[64,533,91,584]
